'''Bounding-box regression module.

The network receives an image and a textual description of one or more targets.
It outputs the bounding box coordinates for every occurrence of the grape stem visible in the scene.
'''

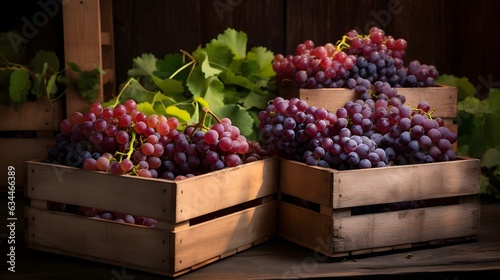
[411,107,435,119]
[112,78,135,107]
[335,35,351,52]
[184,107,222,134]
[171,49,196,79]
[114,130,137,162]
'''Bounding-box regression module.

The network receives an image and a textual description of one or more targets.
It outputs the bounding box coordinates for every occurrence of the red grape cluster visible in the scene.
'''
[272,27,439,91]
[47,99,267,180]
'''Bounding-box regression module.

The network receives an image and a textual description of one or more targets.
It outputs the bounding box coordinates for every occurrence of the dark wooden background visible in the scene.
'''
[111,0,500,98]
[2,0,500,101]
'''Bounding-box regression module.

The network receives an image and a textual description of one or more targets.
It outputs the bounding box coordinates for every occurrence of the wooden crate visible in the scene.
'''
[277,157,481,258]
[0,100,62,192]
[279,84,458,151]
[24,157,279,277]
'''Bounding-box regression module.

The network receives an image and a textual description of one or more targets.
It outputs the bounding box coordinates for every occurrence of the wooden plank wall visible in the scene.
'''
[112,0,500,98]
[2,0,499,109]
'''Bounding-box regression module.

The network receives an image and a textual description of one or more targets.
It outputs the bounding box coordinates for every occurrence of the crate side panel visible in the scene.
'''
[26,161,172,221]
[1,139,54,191]
[279,84,457,118]
[280,159,333,207]
[332,201,480,252]
[0,100,63,131]
[277,201,332,255]
[175,157,279,222]
[333,158,481,208]
[26,207,171,274]
[173,200,277,272]
[396,85,457,118]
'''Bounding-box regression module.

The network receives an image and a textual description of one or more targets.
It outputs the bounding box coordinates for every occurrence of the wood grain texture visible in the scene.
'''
[280,157,480,209]
[62,0,103,115]
[1,195,498,279]
[280,84,457,118]
[25,157,278,223]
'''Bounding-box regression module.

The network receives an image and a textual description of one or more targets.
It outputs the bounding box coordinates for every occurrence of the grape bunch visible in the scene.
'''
[258,96,388,169]
[258,94,457,170]
[272,26,439,92]
[46,99,267,180]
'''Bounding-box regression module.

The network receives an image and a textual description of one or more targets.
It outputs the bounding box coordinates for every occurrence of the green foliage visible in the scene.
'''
[110,28,277,140]
[1,32,103,110]
[437,75,500,199]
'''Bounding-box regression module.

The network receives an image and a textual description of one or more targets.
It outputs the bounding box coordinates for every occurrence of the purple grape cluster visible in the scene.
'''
[258,94,457,170]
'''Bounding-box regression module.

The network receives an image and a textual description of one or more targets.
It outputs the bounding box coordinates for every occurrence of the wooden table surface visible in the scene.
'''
[1,195,499,280]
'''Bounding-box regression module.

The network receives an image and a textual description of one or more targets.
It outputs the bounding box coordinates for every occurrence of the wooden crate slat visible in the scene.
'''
[277,201,333,256]
[278,199,480,257]
[0,138,54,191]
[173,201,277,272]
[25,160,173,221]
[279,84,457,118]
[26,206,170,273]
[280,157,480,209]
[0,100,63,131]
[26,157,278,223]
[174,157,279,222]
[25,200,277,277]
[279,158,333,207]
[332,157,480,208]
[332,201,480,252]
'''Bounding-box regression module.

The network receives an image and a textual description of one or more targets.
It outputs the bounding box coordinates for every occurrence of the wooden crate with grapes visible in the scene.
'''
[274,27,458,151]
[24,98,279,277]
[25,156,278,277]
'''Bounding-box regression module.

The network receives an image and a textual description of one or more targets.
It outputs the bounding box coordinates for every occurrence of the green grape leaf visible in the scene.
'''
[219,69,264,95]
[481,148,500,168]
[127,53,158,77]
[0,70,12,105]
[186,64,205,97]
[152,91,176,105]
[9,69,31,110]
[245,46,275,79]
[187,64,225,110]
[484,89,500,148]
[203,77,226,112]
[243,90,272,110]
[155,53,189,80]
[31,63,49,99]
[136,102,157,116]
[66,62,82,73]
[437,74,476,101]
[47,72,59,95]
[213,28,247,60]
[30,50,60,73]
[214,104,253,136]
[204,40,234,67]
[75,70,101,102]
[457,96,489,115]
[150,75,185,96]
[194,97,210,109]
[110,78,157,105]
[166,105,191,123]
[198,50,223,78]
[480,175,491,196]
